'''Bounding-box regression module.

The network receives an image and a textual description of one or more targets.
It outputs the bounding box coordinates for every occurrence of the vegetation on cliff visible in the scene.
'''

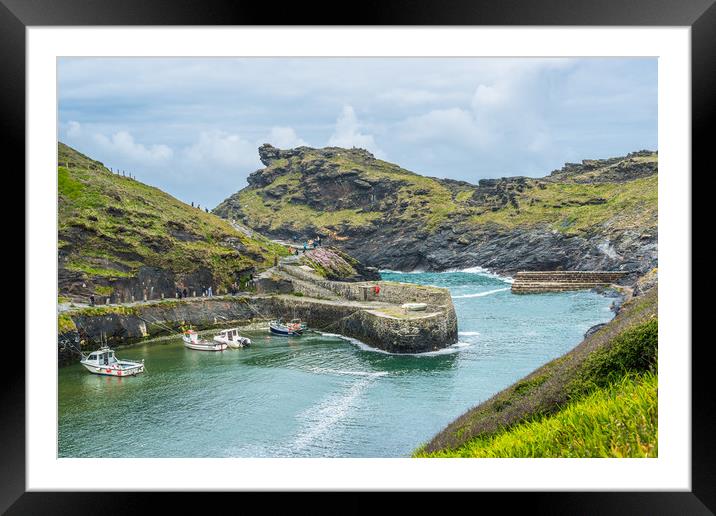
[58,143,287,300]
[420,372,657,458]
[214,145,657,274]
[298,246,378,281]
[414,285,658,458]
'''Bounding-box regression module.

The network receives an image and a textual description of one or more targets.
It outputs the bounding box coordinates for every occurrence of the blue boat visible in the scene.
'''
[269,320,304,336]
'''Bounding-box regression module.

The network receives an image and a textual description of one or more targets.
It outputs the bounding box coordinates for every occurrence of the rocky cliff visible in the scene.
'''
[58,143,288,303]
[214,145,657,279]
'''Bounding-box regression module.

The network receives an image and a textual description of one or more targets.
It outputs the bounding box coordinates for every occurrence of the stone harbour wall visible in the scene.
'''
[58,286,458,363]
[511,271,629,293]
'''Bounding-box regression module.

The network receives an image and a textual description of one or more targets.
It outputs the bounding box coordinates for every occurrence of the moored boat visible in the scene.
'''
[269,319,304,336]
[183,329,227,351]
[80,346,145,376]
[214,328,251,348]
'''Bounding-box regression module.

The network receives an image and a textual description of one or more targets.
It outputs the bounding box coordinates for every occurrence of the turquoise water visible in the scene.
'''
[58,270,616,457]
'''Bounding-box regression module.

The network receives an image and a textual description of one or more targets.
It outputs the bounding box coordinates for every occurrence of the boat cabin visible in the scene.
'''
[184,330,200,343]
[84,349,117,366]
[217,328,241,341]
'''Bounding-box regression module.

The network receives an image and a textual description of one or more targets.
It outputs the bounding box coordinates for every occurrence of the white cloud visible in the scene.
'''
[471,83,511,110]
[66,120,82,139]
[328,105,385,158]
[377,88,449,106]
[93,131,173,163]
[264,126,308,149]
[397,108,492,148]
[184,130,257,168]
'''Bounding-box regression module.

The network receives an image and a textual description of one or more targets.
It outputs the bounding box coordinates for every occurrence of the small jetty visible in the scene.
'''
[511,271,628,294]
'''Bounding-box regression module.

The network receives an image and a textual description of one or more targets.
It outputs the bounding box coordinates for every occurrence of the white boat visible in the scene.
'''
[182,329,227,351]
[214,328,251,348]
[401,302,427,311]
[80,346,145,377]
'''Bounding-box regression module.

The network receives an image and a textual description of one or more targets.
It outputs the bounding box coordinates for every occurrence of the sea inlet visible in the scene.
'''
[58,269,616,458]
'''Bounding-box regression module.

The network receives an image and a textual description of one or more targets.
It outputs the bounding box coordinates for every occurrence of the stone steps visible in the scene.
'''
[277,272,342,300]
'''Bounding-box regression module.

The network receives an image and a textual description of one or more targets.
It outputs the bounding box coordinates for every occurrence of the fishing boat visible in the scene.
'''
[214,328,251,348]
[269,319,304,336]
[183,329,227,351]
[80,346,145,377]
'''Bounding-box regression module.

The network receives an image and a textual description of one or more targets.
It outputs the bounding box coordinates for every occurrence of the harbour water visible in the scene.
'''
[58,270,616,457]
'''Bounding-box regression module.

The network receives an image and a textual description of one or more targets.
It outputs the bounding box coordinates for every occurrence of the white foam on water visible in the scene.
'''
[291,376,376,453]
[458,331,480,336]
[306,367,389,378]
[318,331,469,356]
[444,266,515,284]
[319,332,346,339]
[452,287,511,299]
[381,266,513,284]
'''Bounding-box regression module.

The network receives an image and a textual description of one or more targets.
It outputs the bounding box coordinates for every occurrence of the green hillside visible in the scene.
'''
[58,142,287,301]
[217,146,657,237]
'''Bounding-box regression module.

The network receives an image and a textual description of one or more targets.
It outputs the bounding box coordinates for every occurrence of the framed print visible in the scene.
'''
[5,0,712,512]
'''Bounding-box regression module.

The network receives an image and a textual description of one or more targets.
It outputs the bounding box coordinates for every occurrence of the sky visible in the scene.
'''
[58,57,657,209]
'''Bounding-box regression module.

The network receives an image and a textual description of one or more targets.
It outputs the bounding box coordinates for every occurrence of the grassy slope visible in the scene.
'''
[58,143,288,293]
[416,286,658,457]
[420,373,657,458]
[471,175,658,235]
[232,148,463,233]
[230,149,657,237]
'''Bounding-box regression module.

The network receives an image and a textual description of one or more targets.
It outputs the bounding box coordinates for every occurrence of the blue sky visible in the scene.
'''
[58,57,657,208]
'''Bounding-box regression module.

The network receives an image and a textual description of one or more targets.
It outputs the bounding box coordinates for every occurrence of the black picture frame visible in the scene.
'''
[4,0,709,513]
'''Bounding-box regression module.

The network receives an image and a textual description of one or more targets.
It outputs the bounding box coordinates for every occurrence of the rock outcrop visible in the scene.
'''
[214,145,657,282]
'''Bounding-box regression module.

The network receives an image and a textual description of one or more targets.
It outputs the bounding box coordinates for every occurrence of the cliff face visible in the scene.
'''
[58,143,288,303]
[214,145,657,278]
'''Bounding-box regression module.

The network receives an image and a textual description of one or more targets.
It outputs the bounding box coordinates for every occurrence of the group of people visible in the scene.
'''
[290,235,322,255]
[175,285,216,298]
[190,201,210,213]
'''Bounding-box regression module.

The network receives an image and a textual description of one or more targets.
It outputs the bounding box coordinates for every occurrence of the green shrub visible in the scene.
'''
[58,313,77,333]
[568,318,658,400]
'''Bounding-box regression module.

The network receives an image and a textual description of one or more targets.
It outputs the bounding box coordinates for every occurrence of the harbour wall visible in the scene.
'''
[58,290,457,363]
[511,271,629,294]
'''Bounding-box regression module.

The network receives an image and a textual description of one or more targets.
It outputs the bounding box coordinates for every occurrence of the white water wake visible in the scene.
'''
[291,375,377,453]
[452,287,510,299]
